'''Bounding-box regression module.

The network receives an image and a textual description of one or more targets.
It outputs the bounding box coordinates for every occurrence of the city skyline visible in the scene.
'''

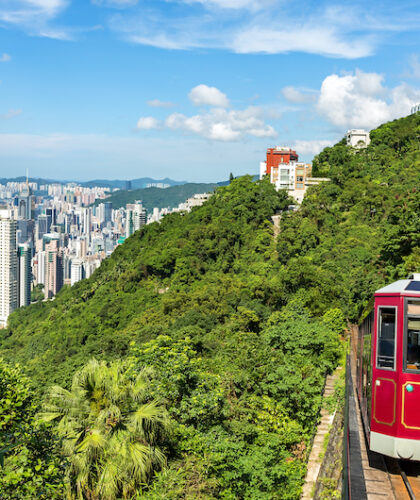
[0,0,419,181]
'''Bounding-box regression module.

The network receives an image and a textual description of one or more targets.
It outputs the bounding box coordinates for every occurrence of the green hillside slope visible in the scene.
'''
[1,113,419,498]
[93,182,222,211]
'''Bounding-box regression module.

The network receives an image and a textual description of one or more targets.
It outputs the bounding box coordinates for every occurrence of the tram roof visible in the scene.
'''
[376,275,420,295]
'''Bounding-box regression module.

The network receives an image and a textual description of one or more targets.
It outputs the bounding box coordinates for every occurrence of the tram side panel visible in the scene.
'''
[356,311,373,437]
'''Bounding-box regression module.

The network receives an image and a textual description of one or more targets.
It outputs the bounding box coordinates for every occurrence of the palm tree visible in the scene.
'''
[39,359,168,500]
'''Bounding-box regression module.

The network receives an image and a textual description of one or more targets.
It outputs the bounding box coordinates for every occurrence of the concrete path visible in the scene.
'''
[301,372,338,499]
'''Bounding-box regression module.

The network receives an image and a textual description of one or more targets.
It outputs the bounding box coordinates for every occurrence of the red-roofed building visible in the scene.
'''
[264,147,298,177]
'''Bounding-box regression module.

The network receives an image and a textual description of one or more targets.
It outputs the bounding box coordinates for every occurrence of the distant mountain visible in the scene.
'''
[0,177,68,186]
[93,182,229,212]
[0,177,188,189]
[81,178,188,189]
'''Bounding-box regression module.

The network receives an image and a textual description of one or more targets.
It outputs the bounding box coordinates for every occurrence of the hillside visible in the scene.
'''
[93,182,224,211]
[1,113,419,498]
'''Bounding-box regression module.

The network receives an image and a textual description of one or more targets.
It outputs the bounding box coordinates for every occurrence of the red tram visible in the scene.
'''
[357,274,420,460]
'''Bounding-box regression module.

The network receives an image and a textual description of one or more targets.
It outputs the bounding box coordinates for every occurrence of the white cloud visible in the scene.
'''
[164,105,276,141]
[188,84,230,107]
[106,1,412,59]
[292,139,335,156]
[231,26,374,58]
[1,109,22,119]
[0,53,11,62]
[136,116,160,129]
[140,85,276,141]
[147,99,174,108]
[316,69,420,130]
[92,0,138,7]
[282,86,316,104]
[0,0,71,39]
[181,0,270,10]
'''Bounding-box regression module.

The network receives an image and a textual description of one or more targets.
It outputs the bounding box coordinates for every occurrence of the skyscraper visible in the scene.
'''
[0,209,18,326]
[104,202,112,226]
[44,239,63,299]
[18,180,32,220]
[18,243,31,307]
[71,258,85,285]
[125,201,147,238]
[36,251,46,286]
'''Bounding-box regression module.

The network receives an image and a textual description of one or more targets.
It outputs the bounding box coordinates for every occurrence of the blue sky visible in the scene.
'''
[0,0,419,182]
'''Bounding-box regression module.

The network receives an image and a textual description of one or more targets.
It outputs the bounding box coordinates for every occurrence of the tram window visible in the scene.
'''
[377,308,396,369]
[405,300,420,371]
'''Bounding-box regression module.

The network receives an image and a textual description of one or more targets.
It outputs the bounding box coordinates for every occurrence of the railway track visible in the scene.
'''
[383,456,420,499]
[348,352,420,500]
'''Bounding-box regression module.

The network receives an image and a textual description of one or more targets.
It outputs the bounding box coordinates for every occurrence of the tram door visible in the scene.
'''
[371,305,398,432]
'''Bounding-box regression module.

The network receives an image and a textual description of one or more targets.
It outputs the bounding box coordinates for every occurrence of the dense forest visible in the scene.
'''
[0,113,419,499]
[92,182,225,212]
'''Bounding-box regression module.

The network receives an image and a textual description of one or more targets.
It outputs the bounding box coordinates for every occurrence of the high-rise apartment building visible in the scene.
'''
[104,202,112,225]
[82,207,91,235]
[0,209,18,326]
[71,258,85,286]
[37,215,48,240]
[18,243,31,307]
[36,251,46,286]
[125,201,147,238]
[44,240,63,299]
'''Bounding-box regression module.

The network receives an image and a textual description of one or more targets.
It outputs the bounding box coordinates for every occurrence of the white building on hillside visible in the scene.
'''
[346,129,371,148]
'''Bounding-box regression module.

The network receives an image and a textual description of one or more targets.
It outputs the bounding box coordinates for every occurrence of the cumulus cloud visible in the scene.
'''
[292,139,335,156]
[0,53,11,62]
[164,106,276,141]
[137,85,276,141]
[147,99,174,108]
[316,69,420,130]
[282,86,316,103]
[189,84,230,107]
[136,116,160,129]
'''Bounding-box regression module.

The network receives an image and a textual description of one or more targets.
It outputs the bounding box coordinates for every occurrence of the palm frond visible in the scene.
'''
[76,429,106,452]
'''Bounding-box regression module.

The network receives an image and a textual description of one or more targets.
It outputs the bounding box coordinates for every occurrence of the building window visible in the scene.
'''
[405,299,420,371]
[377,307,396,370]
[296,176,303,182]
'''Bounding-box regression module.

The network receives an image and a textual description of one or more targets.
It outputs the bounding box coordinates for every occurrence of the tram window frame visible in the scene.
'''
[403,298,420,373]
[376,306,397,371]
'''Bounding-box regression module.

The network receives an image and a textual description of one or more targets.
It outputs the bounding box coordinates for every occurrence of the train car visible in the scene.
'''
[356,273,420,460]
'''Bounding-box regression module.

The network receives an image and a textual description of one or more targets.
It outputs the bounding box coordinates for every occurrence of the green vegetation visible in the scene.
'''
[31,284,44,303]
[39,359,168,499]
[93,182,223,212]
[0,359,65,499]
[0,113,419,498]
